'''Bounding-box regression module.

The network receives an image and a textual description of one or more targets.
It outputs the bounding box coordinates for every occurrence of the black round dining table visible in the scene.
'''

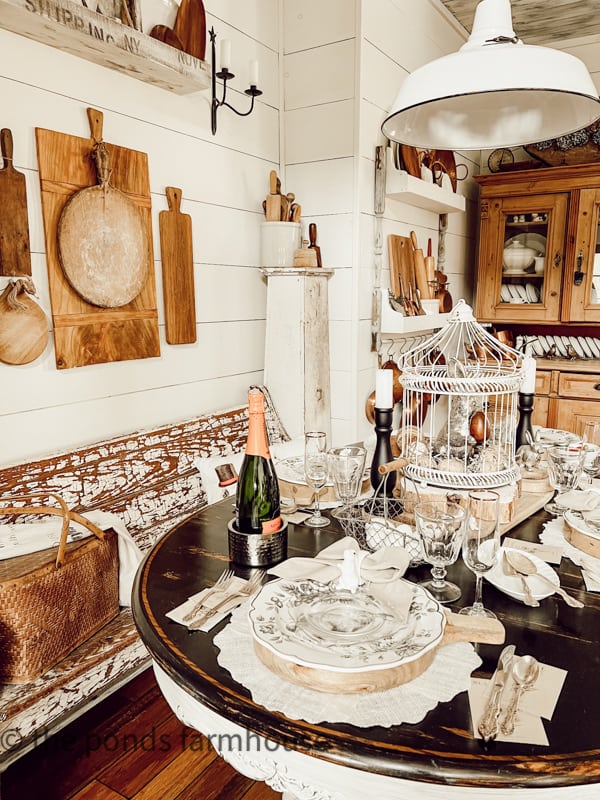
[132,499,600,799]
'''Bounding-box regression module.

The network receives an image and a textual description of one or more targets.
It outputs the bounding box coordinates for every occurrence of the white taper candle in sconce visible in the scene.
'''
[520,354,537,394]
[220,39,231,69]
[375,369,393,409]
[249,59,259,87]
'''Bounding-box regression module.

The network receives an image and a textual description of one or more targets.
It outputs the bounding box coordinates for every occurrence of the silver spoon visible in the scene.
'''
[504,550,584,609]
[500,655,540,735]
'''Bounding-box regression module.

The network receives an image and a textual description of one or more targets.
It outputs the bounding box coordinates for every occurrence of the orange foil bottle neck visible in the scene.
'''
[246,392,272,459]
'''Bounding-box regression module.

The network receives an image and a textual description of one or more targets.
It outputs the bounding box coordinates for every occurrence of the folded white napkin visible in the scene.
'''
[268,536,410,586]
[0,510,143,607]
[167,576,253,632]
[540,518,600,592]
[555,490,600,512]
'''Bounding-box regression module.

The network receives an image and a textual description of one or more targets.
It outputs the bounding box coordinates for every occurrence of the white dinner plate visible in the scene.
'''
[505,232,547,255]
[538,334,550,354]
[531,338,544,356]
[588,338,600,358]
[570,337,586,358]
[485,547,559,603]
[579,337,594,358]
[525,283,539,303]
[249,578,445,672]
[553,336,568,357]
[507,284,522,301]
[500,284,511,303]
[515,284,528,302]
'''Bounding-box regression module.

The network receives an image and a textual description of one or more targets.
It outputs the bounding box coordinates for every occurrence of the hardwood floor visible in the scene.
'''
[2,669,282,800]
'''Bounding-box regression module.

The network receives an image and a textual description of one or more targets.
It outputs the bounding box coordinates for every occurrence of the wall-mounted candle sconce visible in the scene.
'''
[210,27,262,136]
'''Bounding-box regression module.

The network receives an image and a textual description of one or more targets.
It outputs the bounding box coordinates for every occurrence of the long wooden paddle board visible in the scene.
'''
[0,129,32,277]
[159,187,197,345]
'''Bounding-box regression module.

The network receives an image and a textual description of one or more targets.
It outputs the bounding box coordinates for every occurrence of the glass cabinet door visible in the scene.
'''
[476,193,567,323]
[568,188,600,323]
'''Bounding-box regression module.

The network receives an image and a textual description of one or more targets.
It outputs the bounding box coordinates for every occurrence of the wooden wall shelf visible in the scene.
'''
[386,162,466,214]
[379,289,450,333]
[0,0,210,95]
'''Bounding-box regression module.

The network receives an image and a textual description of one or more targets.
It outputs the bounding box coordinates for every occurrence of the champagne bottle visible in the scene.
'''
[235,390,282,535]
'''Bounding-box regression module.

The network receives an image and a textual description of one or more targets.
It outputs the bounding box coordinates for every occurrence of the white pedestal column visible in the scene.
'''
[262,267,333,441]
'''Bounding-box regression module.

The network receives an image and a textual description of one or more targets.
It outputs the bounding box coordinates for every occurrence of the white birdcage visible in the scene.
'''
[398,301,523,490]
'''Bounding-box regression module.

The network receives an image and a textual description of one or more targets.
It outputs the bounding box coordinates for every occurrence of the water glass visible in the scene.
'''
[545,445,585,514]
[414,501,465,603]
[460,490,500,618]
[304,432,330,528]
[328,446,367,519]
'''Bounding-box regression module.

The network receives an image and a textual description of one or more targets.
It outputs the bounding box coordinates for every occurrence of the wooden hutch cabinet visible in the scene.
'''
[474,163,600,435]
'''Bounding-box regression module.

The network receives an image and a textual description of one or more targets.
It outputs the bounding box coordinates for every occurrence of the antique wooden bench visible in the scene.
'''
[0,390,288,774]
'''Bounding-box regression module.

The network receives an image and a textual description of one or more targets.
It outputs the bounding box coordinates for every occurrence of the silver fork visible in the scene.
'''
[187,570,266,628]
[182,568,235,623]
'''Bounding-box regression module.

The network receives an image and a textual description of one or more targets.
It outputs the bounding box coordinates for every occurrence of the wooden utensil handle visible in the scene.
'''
[87,108,104,143]
[0,128,14,170]
[166,186,182,213]
[378,458,408,475]
[269,169,279,195]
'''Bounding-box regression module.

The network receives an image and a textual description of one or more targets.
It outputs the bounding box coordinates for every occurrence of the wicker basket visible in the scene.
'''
[336,496,425,566]
[0,494,119,684]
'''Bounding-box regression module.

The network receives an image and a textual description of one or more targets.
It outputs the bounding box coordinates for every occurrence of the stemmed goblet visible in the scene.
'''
[414,500,465,603]
[460,490,500,618]
[328,446,367,520]
[304,432,330,528]
[544,445,585,514]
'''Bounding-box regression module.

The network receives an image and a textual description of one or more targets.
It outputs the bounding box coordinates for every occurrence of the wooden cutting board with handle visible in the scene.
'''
[0,129,32,277]
[410,230,431,300]
[159,187,197,345]
[35,108,160,369]
[173,0,206,60]
[255,610,504,694]
[388,234,421,315]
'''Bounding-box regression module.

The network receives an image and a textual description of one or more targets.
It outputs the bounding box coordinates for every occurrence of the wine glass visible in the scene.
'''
[582,422,600,485]
[328,446,367,520]
[414,501,465,603]
[460,490,500,618]
[304,432,330,528]
[544,445,585,514]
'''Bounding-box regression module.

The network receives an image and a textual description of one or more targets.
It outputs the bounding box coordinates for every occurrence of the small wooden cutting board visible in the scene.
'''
[159,187,197,345]
[173,0,206,60]
[0,129,32,277]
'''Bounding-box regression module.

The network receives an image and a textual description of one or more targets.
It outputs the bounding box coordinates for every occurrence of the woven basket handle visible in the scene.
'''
[0,493,106,569]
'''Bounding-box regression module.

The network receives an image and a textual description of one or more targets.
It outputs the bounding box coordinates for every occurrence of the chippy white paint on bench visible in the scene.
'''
[0,395,287,771]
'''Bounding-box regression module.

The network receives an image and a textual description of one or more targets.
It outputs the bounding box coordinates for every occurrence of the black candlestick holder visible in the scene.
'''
[210,27,263,136]
[515,392,534,448]
[370,407,396,497]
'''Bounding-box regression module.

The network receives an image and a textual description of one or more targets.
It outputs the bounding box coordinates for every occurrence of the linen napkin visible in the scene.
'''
[268,536,411,585]
[540,518,600,592]
[554,489,600,512]
[167,576,253,632]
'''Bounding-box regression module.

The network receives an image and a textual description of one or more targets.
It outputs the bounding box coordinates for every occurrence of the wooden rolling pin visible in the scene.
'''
[410,230,431,300]
[425,238,436,292]
[265,169,282,221]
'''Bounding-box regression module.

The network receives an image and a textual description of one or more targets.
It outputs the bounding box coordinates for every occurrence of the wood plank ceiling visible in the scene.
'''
[439,0,600,45]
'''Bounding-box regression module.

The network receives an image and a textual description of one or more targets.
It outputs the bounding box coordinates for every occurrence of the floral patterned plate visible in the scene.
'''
[248,579,445,672]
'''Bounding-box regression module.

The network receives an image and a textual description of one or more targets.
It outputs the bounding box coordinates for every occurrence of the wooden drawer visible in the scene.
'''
[558,373,600,400]
[535,371,552,396]
[553,399,600,435]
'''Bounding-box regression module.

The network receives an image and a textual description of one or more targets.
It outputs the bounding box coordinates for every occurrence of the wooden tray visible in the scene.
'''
[254,611,504,694]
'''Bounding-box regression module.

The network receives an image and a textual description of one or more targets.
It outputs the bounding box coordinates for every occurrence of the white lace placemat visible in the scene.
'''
[540,517,600,591]
[214,603,481,727]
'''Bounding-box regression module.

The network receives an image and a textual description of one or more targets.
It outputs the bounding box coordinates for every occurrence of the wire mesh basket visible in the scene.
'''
[336,495,425,566]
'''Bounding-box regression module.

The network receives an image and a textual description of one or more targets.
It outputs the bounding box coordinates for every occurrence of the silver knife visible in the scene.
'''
[477,644,515,742]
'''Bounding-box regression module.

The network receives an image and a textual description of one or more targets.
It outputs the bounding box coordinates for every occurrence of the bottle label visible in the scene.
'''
[261,516,282,535]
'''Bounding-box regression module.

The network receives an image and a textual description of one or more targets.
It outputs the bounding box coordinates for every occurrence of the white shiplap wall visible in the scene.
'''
[0,0,280,466]
[283,0,482,447]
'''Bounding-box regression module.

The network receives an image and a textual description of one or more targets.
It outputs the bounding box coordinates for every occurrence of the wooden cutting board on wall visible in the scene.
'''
[35,119,160,369]
[159,187,197,345]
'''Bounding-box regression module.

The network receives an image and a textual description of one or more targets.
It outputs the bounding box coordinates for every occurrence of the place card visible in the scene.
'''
[502,537,563,564]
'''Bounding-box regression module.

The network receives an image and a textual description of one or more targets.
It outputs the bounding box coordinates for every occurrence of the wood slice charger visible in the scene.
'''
[0,278,48,364]
[57,111,147,308]
[254,611,504,694]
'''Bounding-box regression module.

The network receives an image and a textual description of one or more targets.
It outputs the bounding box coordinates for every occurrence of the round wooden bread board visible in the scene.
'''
[253,612,504,694]
[564,518,600,559]
[0,284,48,364]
